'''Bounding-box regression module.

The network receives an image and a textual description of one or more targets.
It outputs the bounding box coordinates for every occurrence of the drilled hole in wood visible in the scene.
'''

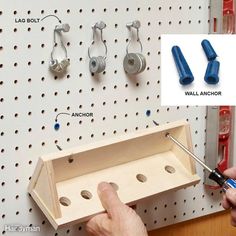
[81,190,92,200]
[59,197,71,206]
[136,174,147,183]
[109,182,119,191]
[165,165,175,174]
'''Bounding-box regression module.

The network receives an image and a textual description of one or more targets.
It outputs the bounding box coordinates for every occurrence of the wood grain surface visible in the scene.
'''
[149,211,236,236]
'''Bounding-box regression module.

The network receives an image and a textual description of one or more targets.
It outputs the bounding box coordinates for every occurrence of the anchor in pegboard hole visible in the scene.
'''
[54,111,94,130]
[146,109,151,117]
[54,112,71,131]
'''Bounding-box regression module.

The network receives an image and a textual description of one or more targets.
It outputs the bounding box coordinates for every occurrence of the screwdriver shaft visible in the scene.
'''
[166,133,212,173]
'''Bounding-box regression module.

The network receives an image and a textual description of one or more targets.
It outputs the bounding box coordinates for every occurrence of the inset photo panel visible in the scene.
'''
[161,34,236,106]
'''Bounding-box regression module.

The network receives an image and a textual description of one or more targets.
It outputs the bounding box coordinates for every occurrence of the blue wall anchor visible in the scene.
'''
[201,39,218,61]
[204,60,220,84]
[146,110,151,117]
[54,123,60,131]
[171,46,194,85]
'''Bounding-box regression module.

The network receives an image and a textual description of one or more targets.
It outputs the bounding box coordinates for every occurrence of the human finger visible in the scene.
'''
[97,182,124,219]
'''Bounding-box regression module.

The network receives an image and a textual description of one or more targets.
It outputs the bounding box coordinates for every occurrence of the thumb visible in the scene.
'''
[86,213,111,235]
[97,182,124,219]
[225,188,236,206]
[224,167,236,179]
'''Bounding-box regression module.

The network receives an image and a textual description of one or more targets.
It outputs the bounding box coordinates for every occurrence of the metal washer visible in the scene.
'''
[123,53,143,75]
[89,56,106,74]
[137,53,146,73]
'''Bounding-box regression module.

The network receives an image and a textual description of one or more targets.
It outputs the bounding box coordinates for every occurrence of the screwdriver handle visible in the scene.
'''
[209,168,236,192]
[223,178,236,192]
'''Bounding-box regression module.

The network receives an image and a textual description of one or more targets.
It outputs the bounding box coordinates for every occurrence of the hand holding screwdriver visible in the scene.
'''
[165,132,236,227]
[222,167,236,227]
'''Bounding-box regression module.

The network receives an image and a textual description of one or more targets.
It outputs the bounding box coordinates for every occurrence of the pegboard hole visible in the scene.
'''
[136,174,147,183]
[81,190,92,200]
[165,165,175,174]
[59,197,71,206]
[109,182,119,191]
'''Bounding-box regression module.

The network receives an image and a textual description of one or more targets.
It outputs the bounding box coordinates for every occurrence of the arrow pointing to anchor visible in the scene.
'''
[55,112,71,122]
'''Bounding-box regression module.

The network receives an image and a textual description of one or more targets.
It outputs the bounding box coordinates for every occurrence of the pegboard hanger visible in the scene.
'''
[28,120,200,229]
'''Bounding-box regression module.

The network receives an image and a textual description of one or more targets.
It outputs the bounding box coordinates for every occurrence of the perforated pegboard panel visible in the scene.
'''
[1,0,230,235]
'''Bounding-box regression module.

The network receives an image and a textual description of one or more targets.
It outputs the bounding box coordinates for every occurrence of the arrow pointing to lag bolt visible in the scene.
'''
[41,14,62,23]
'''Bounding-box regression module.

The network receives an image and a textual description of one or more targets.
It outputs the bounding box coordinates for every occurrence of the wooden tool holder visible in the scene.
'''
[28,120,200,229]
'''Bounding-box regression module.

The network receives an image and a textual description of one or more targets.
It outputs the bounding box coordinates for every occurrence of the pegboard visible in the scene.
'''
[1,0,232,235]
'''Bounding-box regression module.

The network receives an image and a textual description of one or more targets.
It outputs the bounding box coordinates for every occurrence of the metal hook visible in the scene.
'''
[88,21,107,59]
[126,20,143,54]
[51,23,70,61]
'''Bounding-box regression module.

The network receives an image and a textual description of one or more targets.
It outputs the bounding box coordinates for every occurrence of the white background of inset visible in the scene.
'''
[1,1,233,236]
[161,35,236,106]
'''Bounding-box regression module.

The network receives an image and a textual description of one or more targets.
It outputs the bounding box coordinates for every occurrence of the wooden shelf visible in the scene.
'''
[28,120,200,229]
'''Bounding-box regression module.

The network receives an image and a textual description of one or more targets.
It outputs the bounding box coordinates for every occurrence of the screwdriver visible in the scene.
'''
[166,132,236,192]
